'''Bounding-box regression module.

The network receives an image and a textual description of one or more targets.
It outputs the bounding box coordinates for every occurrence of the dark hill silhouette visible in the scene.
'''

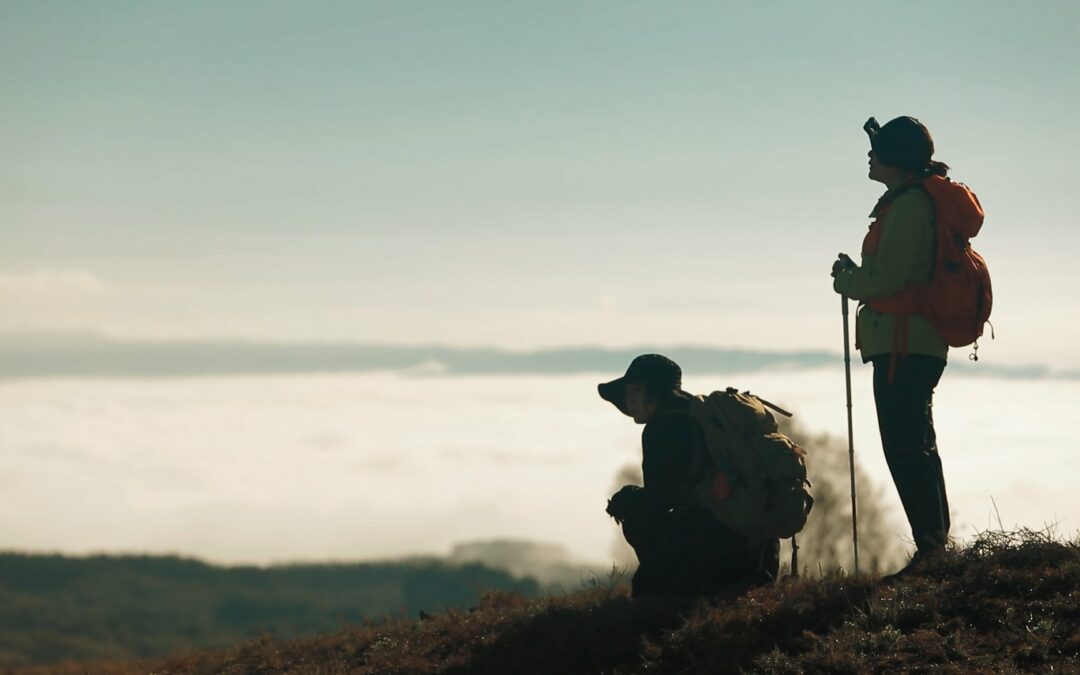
[14,529,1079,674]
[0,552,546,667]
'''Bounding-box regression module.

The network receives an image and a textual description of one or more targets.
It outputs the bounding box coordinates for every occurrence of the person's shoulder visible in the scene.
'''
[647,408,691,426]
[881,187,934,231]
[643,409,695,442]
[893,185,935,215]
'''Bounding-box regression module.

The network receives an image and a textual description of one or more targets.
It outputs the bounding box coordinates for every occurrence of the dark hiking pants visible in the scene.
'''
[872,354,950,553]
[622,508,779,598]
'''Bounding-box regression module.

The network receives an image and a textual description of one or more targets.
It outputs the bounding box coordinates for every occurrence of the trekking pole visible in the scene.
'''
[842,295,860,575]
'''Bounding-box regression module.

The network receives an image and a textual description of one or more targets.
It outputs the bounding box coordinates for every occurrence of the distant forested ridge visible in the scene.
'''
[0,332,834,377]
[0,332,1063,379]
[0,552,542,666]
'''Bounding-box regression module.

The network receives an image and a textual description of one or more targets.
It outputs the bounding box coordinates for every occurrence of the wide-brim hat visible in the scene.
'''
[598,353,690,416]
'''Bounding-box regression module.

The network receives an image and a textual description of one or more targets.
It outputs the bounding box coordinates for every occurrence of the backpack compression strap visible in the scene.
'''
[747,393,793,418]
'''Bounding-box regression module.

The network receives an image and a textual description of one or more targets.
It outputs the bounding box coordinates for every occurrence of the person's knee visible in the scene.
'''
[621,513,670,560]
[883,443,930,474]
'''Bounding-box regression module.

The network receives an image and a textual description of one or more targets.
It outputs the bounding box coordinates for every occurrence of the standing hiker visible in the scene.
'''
[832,116,989,578]
[600,354,781,598]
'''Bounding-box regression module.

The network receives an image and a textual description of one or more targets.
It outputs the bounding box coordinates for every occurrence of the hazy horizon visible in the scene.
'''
[0,330,1070,381]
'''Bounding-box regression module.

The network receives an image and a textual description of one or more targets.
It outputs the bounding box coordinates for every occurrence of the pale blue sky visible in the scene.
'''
[2,1,1077,366]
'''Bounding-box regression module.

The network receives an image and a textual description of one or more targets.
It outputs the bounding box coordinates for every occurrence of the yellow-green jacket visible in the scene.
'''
[833,185,949,363]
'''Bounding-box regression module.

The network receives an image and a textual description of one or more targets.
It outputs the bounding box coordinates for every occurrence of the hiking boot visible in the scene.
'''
[882,547,945,584]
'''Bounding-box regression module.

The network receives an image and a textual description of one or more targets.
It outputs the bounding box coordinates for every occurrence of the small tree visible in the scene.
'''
[779,418,905,575]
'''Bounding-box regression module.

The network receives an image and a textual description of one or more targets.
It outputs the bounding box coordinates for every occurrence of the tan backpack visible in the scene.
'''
[686,388,813,540]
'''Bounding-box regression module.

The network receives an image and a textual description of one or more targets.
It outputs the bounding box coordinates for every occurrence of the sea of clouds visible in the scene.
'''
[1,367,1075,566]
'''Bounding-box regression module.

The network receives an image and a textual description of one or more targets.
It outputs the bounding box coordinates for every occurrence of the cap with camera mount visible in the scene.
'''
[864,116,935,173]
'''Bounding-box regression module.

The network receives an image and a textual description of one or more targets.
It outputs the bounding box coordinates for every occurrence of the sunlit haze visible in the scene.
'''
[2,2,1078,568]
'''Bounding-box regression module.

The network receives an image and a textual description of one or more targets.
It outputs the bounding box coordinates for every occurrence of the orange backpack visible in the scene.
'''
[864,175,993,358]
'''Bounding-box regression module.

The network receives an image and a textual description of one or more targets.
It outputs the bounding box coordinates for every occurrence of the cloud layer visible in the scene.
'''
[0,370,1075,565]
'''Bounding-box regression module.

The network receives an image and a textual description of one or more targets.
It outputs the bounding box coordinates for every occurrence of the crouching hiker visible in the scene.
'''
[599,354,813,599]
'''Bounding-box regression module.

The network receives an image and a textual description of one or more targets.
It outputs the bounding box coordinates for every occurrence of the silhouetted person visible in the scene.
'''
[599,354,779,599]
[833,116,986,579]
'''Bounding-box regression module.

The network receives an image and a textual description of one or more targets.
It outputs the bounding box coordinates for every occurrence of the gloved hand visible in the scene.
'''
[606,484,645,524]
[831,252,856,278]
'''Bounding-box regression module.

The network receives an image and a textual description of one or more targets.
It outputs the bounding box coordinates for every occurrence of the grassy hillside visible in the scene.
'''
[15,529,1078,674]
